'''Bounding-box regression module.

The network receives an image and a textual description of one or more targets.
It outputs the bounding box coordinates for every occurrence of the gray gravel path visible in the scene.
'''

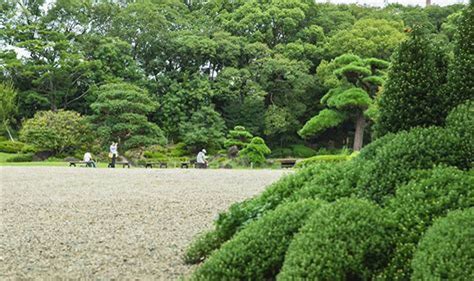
[0,167,289,280]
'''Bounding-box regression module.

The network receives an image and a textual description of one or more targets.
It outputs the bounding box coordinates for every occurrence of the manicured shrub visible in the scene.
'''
[411,208,474,280]
[377,166,473,280]
[445,100,473,164]
[278,198,395,280]
[6,153,34,162]
[184,164,324,264]
[239,137,271,165]
[295,154,349,168]
[354,126,470,204]
[291,161,356,202]
[0,141,25,153]
[192,200,326,280]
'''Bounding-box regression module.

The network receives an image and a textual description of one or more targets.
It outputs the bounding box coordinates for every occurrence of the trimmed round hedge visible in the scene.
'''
[445,100,473,166]
[290,161,356,202]
[377,166,473,280]
[353,126,470,204]
[184,164,325,264]
[278,198,395,280]
[412,208,474,280]
[192,200,326,280]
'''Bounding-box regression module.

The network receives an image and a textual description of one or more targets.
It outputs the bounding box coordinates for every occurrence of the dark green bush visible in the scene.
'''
[184,164,324,264]
[290,161,357,202]
[376,166,473,280]
[192,200,326,280]
[0,141,25,153]
[269,147,293,158]
[354,126,470,204]
[6,153,34,162]
[411,208,474,280]
[445,100,473,166]
[279,198,395,280]
[291,144,317,158]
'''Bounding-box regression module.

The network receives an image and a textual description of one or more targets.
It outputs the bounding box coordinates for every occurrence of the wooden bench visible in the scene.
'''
[145,162,167,168]
[69,161,95,167]
[280,159,297,169]
[108,161,131,168]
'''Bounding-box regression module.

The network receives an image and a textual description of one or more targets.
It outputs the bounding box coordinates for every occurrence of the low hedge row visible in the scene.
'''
[192,200,326,280]
[295,154,349,168]
[0,141,25,153]
[6,153,34,162]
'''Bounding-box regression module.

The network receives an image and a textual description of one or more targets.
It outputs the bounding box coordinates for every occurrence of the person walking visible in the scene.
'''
[83,151,96,168]
[109,142,118,168]
[196,149,208,168]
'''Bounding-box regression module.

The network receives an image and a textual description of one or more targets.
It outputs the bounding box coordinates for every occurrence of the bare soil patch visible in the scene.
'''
[0,167,289,280]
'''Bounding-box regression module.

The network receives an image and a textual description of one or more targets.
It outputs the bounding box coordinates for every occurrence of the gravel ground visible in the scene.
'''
[0,167,289,280]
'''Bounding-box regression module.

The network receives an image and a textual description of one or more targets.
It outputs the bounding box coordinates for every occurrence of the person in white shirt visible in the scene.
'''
[196,149,207,168]
[109,142,118,168]
[83,152,96,168]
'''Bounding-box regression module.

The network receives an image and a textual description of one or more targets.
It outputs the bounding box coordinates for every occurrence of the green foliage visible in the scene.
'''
[326,18,405,59]
[299,109,347,137]
[290,144,317,158]
[0,82,18,140]
[239,137,271,165]
[295,154,350,168]
[0,141,25,153]
[445,100,474,161]
[326,88,372,109]
[411,208,474,280]
[354,126,471,204]
[192,200,326,280]
[375,27,447,137]
[445,3,474,111]
[20,110,91,154]
[6,153,34,163]
[184,164,324,264]
[379,166,473,280]
[179,106,226,152]
[301,53,388,150]
[90,82,165,150]
[279,198,395,280]
[290,161,356,203]
[223,125,253,150]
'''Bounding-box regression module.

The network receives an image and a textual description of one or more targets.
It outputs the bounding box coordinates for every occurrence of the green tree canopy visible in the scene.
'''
[90,83,165,150]
[299,54,389,150]
[20,110,91,154]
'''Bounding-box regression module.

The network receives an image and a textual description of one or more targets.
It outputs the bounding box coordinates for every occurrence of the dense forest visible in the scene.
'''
[0,0,468,159]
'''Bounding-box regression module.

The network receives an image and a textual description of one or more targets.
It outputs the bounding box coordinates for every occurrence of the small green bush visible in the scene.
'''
[0,141,25,153]
[377,166,473,280]
[411,208,474,280]
[6,153,34,162]
[184,164,324,264]
[278,198,395,280]
[20,144,37,153]
[354,126,470,204]
[239,137,271,165]
[295,154,349,168]
[192,200,326,280]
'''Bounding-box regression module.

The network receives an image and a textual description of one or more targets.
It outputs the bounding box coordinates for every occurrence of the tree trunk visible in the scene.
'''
[6,127,15,142]
[353,114,366,151]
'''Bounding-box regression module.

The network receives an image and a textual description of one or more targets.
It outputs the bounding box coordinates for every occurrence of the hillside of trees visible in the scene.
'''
[0,0,468,159]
